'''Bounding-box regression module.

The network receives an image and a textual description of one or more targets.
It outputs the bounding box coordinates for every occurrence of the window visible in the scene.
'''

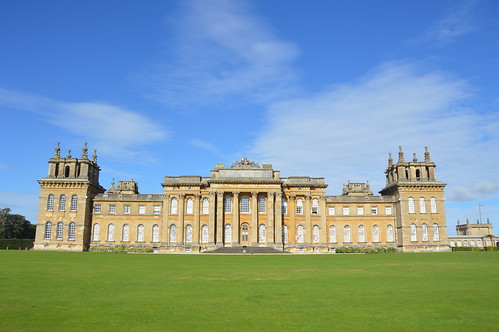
[357,206,364,215]
[124,205,131,214]
[201,225,209,243]
[186,224,193,243]
[433,224,440,241]
[107,224,114,241]
[94,204,101,214]
[122,224,129,241]
[170,198,178,214]
[419,197,426,213]
[313,225,320,243]
[422,224,428,241]
[358,225,365,242]
[408,197,415,214]
[152,224,159,242]
[385,206,392,215]
[44,222,52,239]
[371,207,378,215]
[312,199,319,214]
[329,225,336,243]
[240,196,250,213]
[68,222,75,240]
[153,205,161,214]
[93,223,100,241]
[186,198,193,214]
[387,225,394,242]
[258,196,266,213]
[202,198,209,214]
[259,224,266,243]
[297,225,304,243]
[282,198,287,215]
[137,224,144,242]
[224,196,232,213]
[47,194,55,211]
[224,224,231,243]
[138,205,146,214]
[169,224,176,242]
[410,224,417,241]
[109,204,116,214]
[56,222,63,240]
[282,225,288,243]
[241,223,249,242]
[343,207,350,215]
[70,195,78,211]
[450,240,455,247]
[430,197,437,213]
[328,206,335,216]
[344,225,351,242]
[59,194,66,211]
[470,240,475,247]
[296,199,303,215]
[457,240,462,247]
[373,225,380,242]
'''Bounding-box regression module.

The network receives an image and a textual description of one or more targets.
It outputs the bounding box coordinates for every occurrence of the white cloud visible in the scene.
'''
[0,191,39,223]
[191,139,220,154]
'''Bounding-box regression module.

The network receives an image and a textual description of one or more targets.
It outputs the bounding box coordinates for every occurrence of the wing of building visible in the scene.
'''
[34,144,451,253]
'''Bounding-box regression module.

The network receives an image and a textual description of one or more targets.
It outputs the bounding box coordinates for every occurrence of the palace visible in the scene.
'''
[34,143,450,253]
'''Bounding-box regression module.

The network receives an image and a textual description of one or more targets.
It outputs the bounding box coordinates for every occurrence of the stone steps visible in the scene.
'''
[204,246,288,254]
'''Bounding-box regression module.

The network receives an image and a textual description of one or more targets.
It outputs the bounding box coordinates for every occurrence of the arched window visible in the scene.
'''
[107,224,115,241]
[373,225,380,242]
[137,224,145,242]
[240,196,250,213]
[297,225,304,243]
[56,222,64,240]
[416,169,421,180]
[44,222,52,240]
[313,225,320,243]
[68,222,75,240]
[65,165,70,178]
[202,198,209,214]
[408,197,415,214]
[259,224,266,243]
[464,240,469,247]
[433,224,440,241]
[241,223,249,242]
[422,224,428,241]
[152,224,159,242]
[282,198,287,215]
[344,225,351,242]
[419,197,426,213]
[224,196,232,213]
[186,198,193,214]
[93,223,100,241]
[387,225,394,242]
[59,194,66,211]
[296,199,303,215]
[122,224,129,241]
[70,195,78,211]
[47,194,55,211]
[185,224,192,243]
[201,225,209,243]
[470,240,475,247]
[170,198,178,214]
[224,224,231,243]
[430,197,437,213]
[450,240,455,247]
[258,196,266,213]
[457,240,462,247]
[282,225,288,243]
[410,224,417,241]
[329,225,336,243]
[169,224,177,243]
[312,199,319,214]
[358,225,365,242]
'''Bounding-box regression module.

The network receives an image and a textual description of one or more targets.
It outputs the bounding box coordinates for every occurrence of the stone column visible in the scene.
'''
[163,194,170,244]
[274,192,283,245]
[193,194,201,245]
[216,191,224,245]
[288,195,296,244]
[319,195,327,245]
[305,194,311,244]
[232,192,240,245]
[208,191,216,245]
[267,192,275,244]
[178,193,185,244]
[251,191,258,245]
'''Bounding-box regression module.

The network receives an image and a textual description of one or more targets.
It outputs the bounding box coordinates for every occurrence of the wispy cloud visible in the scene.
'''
[0,88,169,159]
[191,138,220,154]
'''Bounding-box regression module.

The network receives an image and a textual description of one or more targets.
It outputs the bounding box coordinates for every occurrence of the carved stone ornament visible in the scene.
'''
[231,157,259,169]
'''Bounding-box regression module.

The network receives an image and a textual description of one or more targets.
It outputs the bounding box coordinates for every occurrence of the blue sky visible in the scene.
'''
[1,0,498,235]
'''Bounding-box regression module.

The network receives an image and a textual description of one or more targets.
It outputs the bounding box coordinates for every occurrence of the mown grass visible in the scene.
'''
[1,251,498,331]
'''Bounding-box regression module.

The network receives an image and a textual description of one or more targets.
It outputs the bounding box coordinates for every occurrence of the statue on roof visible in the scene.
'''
[231,157,259,168]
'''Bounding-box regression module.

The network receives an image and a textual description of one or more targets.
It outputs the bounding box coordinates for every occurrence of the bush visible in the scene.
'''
[0,239,34,250]
[334,246,397,254]
[89,244,154,253]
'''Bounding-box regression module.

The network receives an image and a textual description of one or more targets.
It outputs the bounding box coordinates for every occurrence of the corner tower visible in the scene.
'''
[379,147,449,252]
[34,143,105,251]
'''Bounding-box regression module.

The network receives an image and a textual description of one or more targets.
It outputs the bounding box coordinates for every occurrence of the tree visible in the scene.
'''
[0,208,36,239]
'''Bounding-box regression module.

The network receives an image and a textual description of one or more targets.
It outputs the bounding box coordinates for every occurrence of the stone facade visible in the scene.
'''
[34,143,450,253]
[448,220,499,248]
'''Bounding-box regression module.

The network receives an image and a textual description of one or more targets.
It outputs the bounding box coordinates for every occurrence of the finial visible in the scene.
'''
[487,218,490,224]
[67,149,72,158]
[457,219,460,225]
[54,142,61,158]
[111,178,115,189]
[81,142,88,159]
[413,153,418,162]
[398,146,405,162]
[92,149,97,163]
[424,146,431,162]
[466,218,469,224]
[388,153,393,166]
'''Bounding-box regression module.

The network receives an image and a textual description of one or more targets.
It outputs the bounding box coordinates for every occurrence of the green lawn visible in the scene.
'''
[1,251,498,331]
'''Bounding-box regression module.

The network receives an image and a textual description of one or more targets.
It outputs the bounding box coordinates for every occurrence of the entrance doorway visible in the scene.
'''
[241,223,250,245]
